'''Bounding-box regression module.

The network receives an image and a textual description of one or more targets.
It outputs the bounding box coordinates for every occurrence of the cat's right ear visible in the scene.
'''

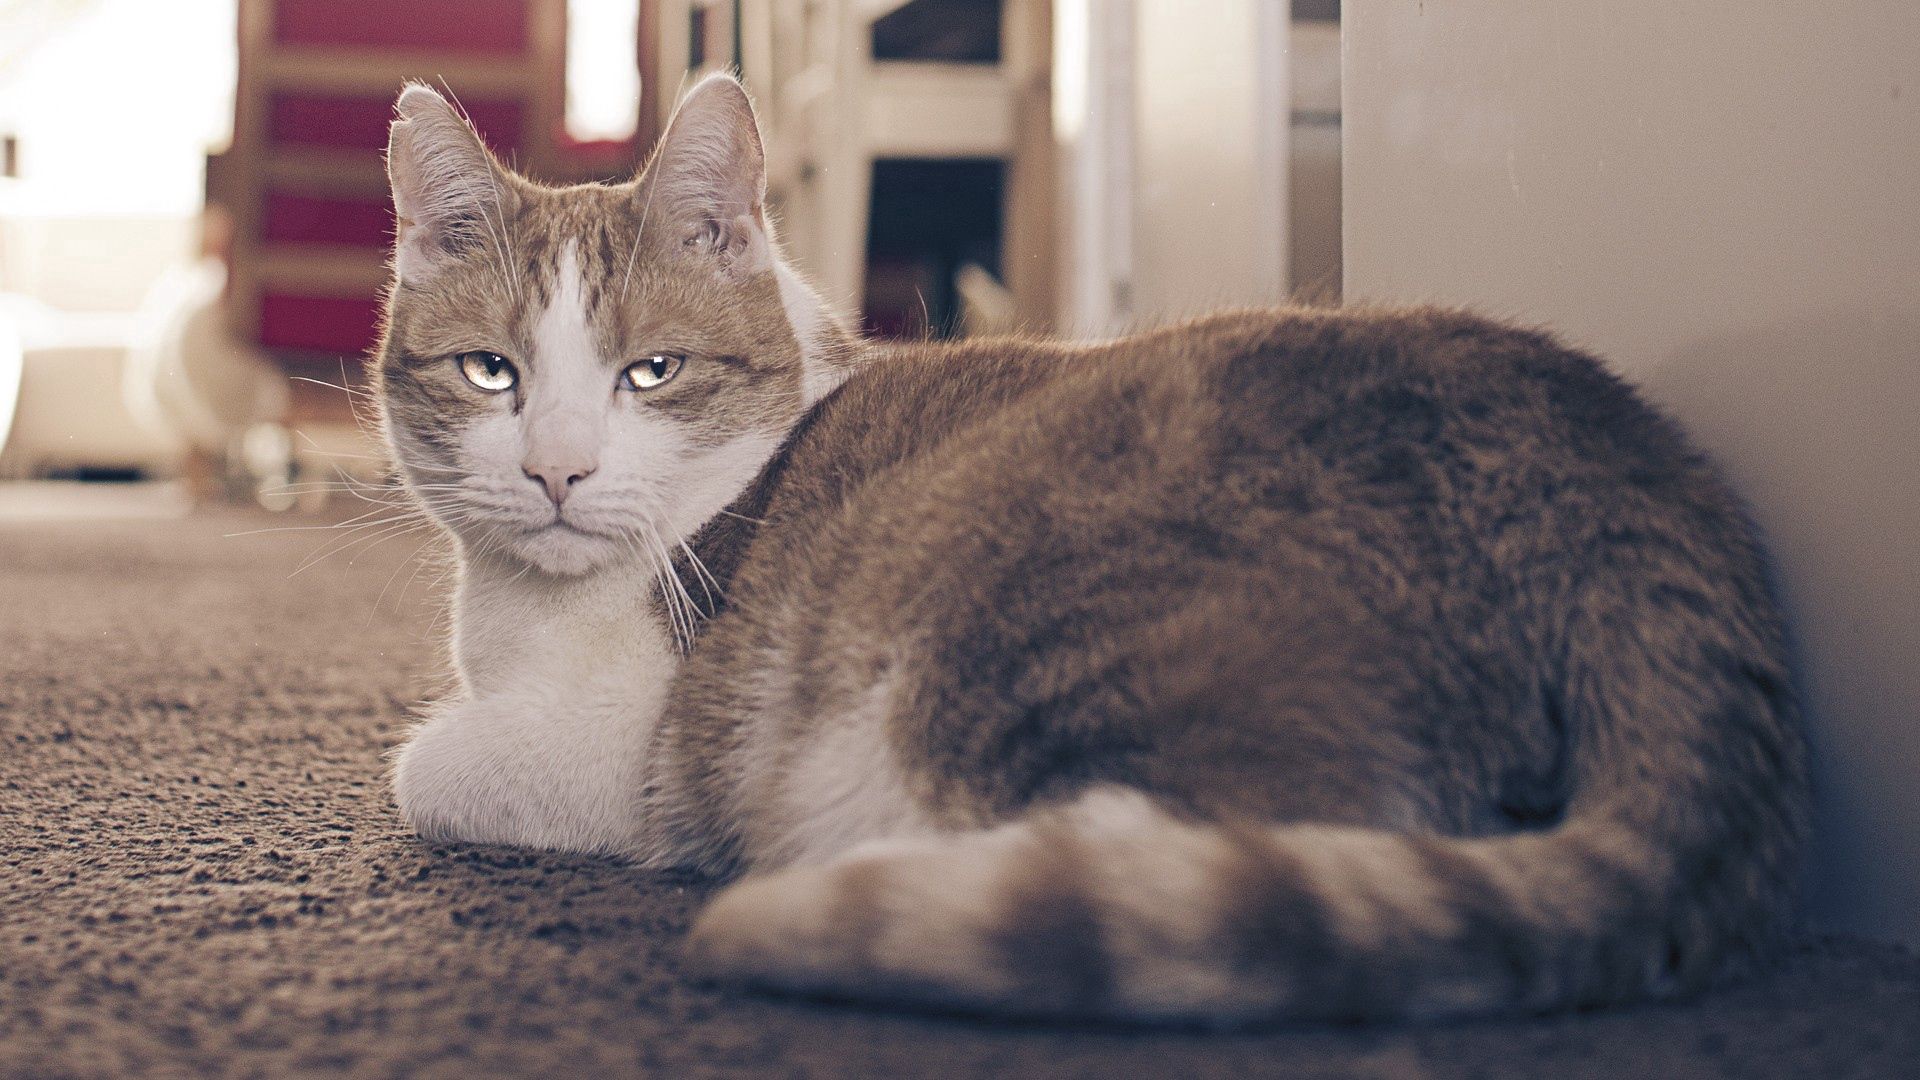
[386,83,519,283]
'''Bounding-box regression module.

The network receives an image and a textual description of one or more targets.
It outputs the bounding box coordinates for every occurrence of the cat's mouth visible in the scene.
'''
[539,518,604,539]
[501,515,629,576]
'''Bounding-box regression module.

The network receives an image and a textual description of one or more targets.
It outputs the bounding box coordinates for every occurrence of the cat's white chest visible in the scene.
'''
[452,560,674,698]
[390,559,681,856]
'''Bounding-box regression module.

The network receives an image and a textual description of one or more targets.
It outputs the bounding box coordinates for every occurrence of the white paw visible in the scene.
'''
[390,696,643,854]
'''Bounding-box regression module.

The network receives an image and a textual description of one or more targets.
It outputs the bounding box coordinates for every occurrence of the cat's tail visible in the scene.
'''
[686,602,1807,1023]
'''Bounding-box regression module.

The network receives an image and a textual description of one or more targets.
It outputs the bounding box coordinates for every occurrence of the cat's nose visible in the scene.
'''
[522,462,595,507]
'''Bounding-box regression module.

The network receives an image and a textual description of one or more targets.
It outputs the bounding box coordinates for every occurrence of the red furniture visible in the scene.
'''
[214,0,653,417]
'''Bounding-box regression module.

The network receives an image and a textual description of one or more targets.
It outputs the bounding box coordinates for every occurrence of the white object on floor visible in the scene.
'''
[0,316,19,460]
[0,480,190,522]
[0,294,176,477]
[123,258,287,457]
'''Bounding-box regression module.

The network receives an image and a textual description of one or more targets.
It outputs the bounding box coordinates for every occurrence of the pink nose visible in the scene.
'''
[523,463,594,506]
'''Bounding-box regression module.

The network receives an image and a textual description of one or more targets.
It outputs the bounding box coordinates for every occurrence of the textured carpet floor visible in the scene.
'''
[2,502,1918,1079]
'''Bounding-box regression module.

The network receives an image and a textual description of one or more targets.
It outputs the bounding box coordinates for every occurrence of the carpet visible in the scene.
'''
[2,500,1917,1079]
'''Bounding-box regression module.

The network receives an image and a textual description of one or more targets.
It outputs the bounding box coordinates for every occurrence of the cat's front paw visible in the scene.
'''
[391,706,528,847]
[390,697,641,854]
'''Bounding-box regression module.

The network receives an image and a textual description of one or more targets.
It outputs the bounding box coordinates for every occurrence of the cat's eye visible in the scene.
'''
[622,354,685,391]
[456,351,518,392]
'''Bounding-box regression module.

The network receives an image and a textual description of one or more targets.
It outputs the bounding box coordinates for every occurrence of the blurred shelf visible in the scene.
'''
[264,150,391,196]
[863,62,1015,158]
[262,48,540,96]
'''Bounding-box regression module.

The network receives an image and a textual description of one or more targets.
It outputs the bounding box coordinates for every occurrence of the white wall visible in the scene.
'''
[0,215,195,313]
[1344,2,1920,943]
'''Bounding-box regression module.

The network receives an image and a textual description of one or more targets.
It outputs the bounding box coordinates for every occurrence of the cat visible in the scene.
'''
[376,74,1807,1024]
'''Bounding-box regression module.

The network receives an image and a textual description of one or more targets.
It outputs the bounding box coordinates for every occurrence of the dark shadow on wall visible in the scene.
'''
[1643,311,1920,946]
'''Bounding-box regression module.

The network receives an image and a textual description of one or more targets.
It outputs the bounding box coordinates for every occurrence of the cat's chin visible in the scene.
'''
[495,524,627,577]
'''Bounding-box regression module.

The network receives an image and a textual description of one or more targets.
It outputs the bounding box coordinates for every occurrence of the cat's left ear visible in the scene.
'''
[639,73,771,279]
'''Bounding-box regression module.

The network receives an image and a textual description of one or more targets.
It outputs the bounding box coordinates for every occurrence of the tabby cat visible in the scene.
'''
[377,75,1806,1023]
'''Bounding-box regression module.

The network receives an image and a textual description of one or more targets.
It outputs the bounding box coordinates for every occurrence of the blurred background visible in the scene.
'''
[0,0,1914,950]
[0,0,1337,500]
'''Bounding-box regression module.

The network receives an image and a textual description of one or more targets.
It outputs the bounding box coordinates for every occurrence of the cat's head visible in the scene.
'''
[375,75,846,576]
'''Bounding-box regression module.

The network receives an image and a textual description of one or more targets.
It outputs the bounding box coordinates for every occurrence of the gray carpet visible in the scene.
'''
[2,499,1917,1079]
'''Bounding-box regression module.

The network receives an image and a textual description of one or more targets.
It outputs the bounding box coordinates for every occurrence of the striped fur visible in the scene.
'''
[663,305,1806,1022]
